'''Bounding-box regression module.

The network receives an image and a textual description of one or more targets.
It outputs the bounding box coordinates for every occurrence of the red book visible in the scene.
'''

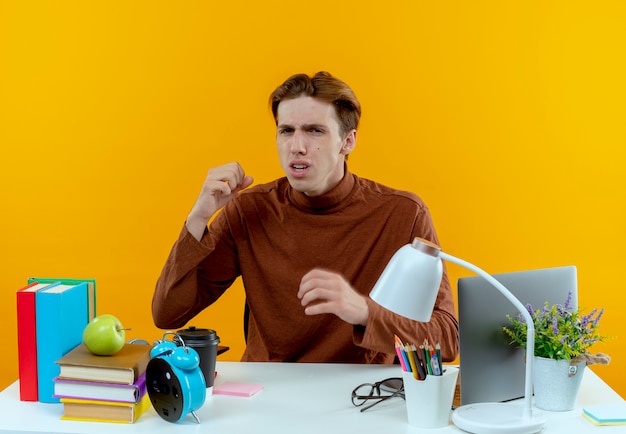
[15,281,60,401]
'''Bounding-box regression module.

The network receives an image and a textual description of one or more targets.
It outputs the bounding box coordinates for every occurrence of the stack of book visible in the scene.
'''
[53,343,153,423]
[16,277,96,403]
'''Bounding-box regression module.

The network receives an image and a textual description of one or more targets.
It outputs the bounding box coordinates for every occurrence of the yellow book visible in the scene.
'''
[60,393,151,423]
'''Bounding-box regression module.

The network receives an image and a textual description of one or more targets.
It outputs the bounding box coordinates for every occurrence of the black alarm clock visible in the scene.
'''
[146,332,206,423]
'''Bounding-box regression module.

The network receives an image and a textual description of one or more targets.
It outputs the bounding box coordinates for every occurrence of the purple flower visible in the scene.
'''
[552,316,559,334]
[594,308,604,325]
[563,291,573,310]
[581,309,596,329]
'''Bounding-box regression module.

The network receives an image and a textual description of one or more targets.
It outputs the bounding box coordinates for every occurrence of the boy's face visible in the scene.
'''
[276,96,356,197]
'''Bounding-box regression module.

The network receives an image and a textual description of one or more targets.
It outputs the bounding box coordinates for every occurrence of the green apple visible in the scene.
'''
[82,314,126,356]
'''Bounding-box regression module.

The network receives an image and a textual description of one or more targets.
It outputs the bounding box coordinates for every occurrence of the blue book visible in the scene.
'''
[28,277,96,322]
[35,282,89,403]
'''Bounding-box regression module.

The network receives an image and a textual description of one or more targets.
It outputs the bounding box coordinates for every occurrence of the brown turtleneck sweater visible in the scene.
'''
[153,170,459,363]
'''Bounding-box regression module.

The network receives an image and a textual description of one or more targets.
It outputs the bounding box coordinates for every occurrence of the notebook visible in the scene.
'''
[457,265,578,405]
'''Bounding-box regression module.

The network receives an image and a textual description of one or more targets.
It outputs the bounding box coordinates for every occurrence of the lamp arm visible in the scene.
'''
[440,252,536,420]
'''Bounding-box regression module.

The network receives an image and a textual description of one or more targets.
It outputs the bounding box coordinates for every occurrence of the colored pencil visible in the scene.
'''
[435,342,443,374]
[395,342,408,372]
[405,344,419,379]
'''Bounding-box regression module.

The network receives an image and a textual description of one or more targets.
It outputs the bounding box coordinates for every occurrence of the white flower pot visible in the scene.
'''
[532,356,586,411]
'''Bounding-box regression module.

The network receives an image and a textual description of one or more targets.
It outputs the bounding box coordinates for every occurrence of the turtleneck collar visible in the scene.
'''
[288,165,356,214]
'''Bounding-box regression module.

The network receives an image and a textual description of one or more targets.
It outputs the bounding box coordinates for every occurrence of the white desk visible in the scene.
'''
[0,362,624,434]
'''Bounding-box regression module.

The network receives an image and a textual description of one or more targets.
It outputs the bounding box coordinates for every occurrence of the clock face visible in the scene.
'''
[146,357,185,422]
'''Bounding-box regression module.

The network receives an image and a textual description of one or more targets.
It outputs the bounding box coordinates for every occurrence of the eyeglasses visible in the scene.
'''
[351,377,405,412]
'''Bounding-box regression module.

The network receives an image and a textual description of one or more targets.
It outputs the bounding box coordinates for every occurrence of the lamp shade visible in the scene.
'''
[369,239,442,322]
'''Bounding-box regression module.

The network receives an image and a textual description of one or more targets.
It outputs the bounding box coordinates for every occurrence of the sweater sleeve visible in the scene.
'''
[354,266,459,362]
[152,218,238,329]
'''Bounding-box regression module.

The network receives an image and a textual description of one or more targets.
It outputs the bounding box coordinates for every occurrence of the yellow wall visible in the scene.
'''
[2,1,625,398]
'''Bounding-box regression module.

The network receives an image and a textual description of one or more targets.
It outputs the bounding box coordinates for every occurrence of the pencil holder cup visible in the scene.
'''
[402,366,459,429]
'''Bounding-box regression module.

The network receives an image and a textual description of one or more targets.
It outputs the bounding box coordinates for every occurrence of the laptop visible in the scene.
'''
[457,265,578,405]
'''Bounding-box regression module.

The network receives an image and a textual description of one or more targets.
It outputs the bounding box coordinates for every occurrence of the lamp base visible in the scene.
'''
[452,402,547,434]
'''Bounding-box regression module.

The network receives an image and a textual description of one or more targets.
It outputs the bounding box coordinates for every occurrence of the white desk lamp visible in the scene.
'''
[370,238,547,434]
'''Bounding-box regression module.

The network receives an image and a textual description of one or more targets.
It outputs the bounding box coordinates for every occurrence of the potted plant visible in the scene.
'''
[503,291,611,411]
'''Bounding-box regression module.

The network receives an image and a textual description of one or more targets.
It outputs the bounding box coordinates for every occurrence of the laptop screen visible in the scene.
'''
[457,265,578,405]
